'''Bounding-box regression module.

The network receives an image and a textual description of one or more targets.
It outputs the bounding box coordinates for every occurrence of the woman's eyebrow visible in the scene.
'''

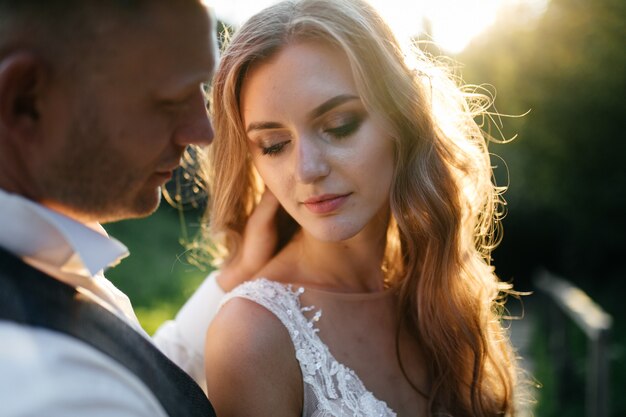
[308,94,360,120]
[246,121,283,133]
[245,94,360,133]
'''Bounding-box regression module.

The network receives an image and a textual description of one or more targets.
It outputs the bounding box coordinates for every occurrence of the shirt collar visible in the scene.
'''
[0,188,129,276]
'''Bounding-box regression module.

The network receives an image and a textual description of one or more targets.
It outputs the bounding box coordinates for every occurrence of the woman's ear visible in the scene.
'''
[0,52,46,139]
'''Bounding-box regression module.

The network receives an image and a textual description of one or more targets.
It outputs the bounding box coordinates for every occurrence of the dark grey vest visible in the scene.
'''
[0,247,216,417]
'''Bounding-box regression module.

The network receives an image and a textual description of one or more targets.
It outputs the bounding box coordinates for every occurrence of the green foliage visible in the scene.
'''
[103,204,211,335]
[457,0,625,414]
[459,0,626,285]
[530,316,558,417]
[529,299,604,417]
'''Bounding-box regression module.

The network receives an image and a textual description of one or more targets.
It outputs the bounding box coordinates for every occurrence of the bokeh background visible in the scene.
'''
[104,0,625,415]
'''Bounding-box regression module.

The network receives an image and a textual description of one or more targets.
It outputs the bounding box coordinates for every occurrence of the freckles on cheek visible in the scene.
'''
[350,157,372,179]
[253,165,278,197]
[264,174,292,208]
[333,147,357,165]
[262,177,284,201]
[251,153,294,198]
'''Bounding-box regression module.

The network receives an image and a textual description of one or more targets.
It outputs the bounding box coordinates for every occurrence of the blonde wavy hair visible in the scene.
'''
[201,0,520,415]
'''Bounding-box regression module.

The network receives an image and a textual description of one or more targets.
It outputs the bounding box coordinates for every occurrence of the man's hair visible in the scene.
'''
[0,0,202,74]
[0,1,141,71]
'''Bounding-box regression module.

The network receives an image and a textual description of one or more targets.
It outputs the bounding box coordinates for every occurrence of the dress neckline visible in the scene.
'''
[265,274,396,301]
[224,278,397,416]
[294,283,396,301]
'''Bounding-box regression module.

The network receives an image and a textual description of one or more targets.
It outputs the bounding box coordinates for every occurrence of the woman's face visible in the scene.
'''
[240,41,395,242]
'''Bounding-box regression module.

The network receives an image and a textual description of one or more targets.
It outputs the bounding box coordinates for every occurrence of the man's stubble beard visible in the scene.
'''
[41,110,161,223]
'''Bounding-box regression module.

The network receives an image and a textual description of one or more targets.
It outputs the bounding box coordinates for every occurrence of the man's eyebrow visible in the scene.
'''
[309,94,360,120]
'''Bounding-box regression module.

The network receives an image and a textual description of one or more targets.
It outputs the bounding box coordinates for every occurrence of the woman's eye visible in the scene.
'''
[261,141,288,156]
[324,116,362,139]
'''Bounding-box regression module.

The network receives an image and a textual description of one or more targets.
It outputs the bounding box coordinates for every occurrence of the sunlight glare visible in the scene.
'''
[424,0,501,53]
[208,0,548,54]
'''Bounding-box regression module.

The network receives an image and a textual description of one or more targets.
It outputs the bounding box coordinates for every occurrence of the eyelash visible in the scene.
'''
[259,115,363,157]
[324,116,362,139]
[261,142,288,156]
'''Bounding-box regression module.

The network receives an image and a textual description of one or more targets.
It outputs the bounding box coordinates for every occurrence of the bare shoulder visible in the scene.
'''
[206,296,294,366]
[204,296,302,417]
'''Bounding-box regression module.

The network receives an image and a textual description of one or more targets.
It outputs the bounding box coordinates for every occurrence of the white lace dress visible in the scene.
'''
[220,278,397,417]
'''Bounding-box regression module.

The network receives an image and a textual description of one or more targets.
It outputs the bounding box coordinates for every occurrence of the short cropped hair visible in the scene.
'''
[0,1,203,74]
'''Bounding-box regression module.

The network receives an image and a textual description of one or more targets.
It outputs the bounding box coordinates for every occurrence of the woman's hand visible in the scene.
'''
[216,188,280,292]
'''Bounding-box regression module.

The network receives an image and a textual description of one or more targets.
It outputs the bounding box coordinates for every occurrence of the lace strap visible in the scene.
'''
[220,278,396,417]
[220,278,322,345]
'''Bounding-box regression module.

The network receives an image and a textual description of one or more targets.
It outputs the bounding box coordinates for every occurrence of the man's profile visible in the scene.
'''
[0,1,218,415]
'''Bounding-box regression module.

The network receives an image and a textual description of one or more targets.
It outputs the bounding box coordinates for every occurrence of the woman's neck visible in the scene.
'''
[275,226,388,293]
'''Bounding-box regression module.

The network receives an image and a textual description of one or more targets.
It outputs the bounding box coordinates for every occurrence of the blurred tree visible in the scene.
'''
[459,0,626,289]
[458,0,625,414]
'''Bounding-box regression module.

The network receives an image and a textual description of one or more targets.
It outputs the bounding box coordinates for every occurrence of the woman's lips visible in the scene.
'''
[303,193,351,214]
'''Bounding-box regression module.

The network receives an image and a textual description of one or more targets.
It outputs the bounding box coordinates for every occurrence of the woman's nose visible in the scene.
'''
[295,135,330,183]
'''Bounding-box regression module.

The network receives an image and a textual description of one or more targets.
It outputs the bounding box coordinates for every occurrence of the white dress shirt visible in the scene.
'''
[153,270,225,392]
[0,189,168,416]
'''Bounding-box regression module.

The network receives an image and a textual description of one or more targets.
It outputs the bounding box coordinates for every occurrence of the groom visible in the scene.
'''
[0,1,264,416]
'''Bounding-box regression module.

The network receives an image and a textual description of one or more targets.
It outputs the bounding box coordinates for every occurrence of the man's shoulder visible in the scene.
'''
[0,249,216,417]
[0,320,169,416]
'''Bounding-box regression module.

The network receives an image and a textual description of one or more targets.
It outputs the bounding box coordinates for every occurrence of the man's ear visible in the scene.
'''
[0,52,46,139]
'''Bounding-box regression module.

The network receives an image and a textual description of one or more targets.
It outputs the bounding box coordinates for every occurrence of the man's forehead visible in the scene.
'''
[78,2,215,86]
[145,5,217,91]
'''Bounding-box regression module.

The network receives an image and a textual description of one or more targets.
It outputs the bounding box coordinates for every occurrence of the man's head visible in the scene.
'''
[0,0,217,223]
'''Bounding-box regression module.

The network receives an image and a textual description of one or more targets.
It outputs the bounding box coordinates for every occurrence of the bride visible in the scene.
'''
[202,0,521,415]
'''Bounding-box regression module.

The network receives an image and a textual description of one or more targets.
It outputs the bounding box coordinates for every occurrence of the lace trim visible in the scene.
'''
[221,278,396,417]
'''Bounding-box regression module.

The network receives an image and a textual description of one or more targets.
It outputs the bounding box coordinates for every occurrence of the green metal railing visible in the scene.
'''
[534,269,613,417]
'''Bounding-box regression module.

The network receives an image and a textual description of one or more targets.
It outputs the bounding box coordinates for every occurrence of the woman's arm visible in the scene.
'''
[205,297,302,417]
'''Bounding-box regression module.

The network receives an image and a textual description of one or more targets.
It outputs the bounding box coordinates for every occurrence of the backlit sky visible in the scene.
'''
[207,0,549,53]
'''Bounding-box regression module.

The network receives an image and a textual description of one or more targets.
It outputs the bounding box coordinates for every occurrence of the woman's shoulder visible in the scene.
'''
[209,276,310,353]
[223,277,309,327]
[209,287,293,356]
[225,277,301,303]
[205,284,302,415]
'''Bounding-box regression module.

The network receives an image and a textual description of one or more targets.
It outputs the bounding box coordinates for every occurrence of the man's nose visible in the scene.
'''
[173,92,214,147]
